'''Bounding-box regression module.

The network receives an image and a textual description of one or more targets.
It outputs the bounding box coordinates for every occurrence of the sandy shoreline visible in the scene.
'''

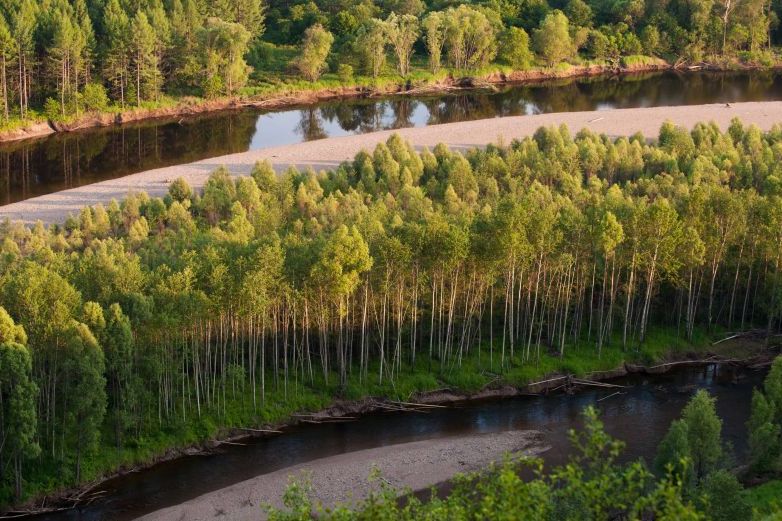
[136,430,546,521]
[1,101,781,225]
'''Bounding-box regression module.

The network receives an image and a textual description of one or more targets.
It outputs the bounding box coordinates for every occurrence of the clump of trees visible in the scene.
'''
[748,356,782,475]
[295,24,334,81]
[0,0,263,122]
[4,120,782,502]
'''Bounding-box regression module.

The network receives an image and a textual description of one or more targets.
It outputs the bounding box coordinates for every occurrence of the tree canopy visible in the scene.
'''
[3,120,782,504]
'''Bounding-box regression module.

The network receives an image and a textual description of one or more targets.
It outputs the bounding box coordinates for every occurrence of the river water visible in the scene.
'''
[2,70,782,205]
[32,363,767,521]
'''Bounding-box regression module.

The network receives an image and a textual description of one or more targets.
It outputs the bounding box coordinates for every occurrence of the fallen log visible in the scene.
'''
[0,506,71,519]
[238,427,283,434]
[526,375,569,388]
[571,378,626,389]
[389,400,448,409]
[597,391,625,402]
[215,440,246,447]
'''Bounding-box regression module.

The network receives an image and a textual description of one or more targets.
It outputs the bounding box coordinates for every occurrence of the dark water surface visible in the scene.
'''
[2,70,782,205]
[34,363,767,521]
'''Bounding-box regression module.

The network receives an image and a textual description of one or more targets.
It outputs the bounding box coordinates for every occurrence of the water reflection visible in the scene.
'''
[2,70,781,206]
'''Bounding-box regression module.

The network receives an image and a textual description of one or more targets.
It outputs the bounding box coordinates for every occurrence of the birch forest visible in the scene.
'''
[3,119,782,502]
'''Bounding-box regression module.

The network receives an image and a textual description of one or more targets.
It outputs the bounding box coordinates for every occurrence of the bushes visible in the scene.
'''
[338,64,354,85]
[81,83,110,113]
[43,98,63,122]
[748,357,782,475]
[295,24,335,82]
[534,11,574,66]
[499,27,534,70]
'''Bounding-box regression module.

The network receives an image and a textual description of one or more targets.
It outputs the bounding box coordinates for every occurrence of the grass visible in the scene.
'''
[0,111,46,133]
[621,55,669,68]
[745,479,782,519]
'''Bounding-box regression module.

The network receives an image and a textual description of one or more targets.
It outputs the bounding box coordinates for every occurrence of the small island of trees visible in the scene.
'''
[2,119,782,507]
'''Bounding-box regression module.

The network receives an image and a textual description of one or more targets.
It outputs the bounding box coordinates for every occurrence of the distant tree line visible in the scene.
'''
[274,0,781,76]
[3,119,782,501]
[0,0,262,121]
[0,0,779,124]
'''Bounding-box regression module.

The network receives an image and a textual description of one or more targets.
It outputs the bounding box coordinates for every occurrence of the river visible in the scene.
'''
[30,363,767,521]
[1,69,782,205]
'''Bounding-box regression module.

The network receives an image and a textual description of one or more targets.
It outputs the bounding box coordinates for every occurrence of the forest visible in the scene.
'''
[0,0,780,128]
[3,118,782,505]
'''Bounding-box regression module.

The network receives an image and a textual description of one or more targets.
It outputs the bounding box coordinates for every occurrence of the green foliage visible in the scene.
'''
[700,469,752,521]
[385,13,419,76]
[355,19,388,79]
[295,24,334,82]
[534,11,574,66]
[130,10,161,106]
[499,27,534,69]
[744,479,782,518]
[197,17,252,97]
[681,390,725,481]
[43,97,63,122]
[422,11,445,73]
[655,387,753,520]
[168,177,193,202]
[748,357,782,474]
[337,63,354,84]
[80,83,110,112]
[4,123,782,506]
[442,5,498,70]
[0,310,38,500]
[655,419,695,489]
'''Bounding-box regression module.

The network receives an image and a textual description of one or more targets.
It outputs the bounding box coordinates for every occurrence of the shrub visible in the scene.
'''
[337,63,354,85]
[700,470,751,521]
[499,27,534,70]
[43,98,63,122]
[81,83,110,113]
[295,24,334,82]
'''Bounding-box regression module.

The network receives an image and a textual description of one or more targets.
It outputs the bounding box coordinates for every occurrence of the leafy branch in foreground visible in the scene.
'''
[266,406,704,521]
[269,378,782,521]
